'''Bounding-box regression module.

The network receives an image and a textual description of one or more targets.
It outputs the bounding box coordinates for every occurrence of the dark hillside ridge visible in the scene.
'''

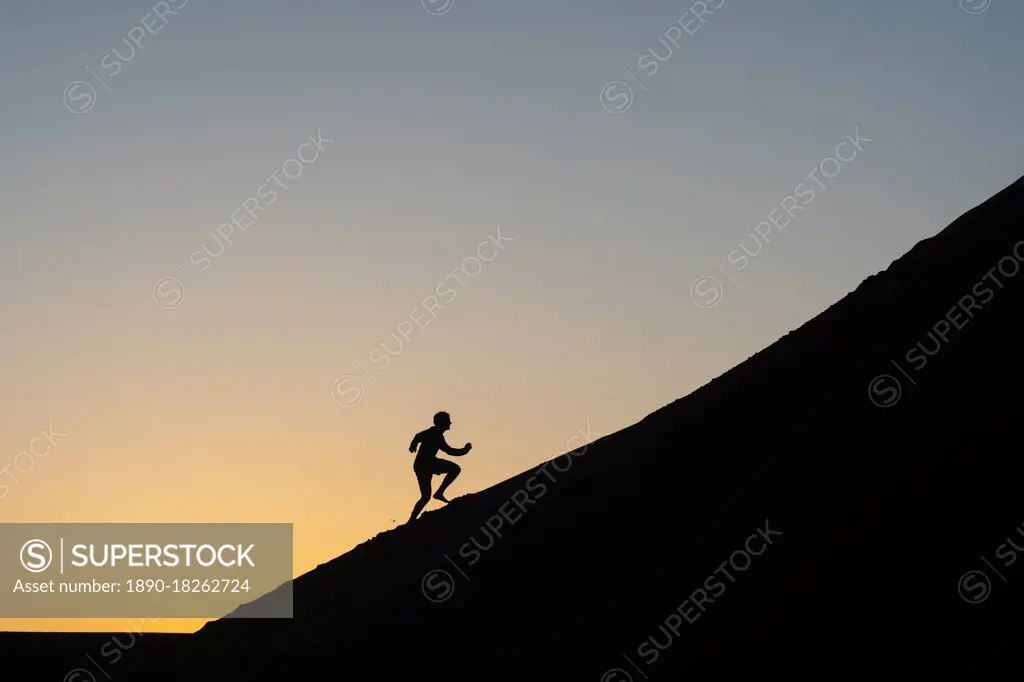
[104,173,1024,680]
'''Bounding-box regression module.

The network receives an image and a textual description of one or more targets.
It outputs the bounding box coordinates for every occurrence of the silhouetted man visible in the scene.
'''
[408,411,472,523]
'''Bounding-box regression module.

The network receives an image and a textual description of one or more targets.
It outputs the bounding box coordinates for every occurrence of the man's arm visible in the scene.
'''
[409,429,427,453]
[439,436,471,456]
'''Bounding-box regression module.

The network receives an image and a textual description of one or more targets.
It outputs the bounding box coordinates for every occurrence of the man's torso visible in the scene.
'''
[414,427,443,468]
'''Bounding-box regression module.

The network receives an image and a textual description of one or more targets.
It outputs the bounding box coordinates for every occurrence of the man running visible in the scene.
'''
[407,411,472,523]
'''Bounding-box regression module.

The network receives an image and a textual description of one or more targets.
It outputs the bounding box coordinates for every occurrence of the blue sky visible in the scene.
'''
[2,0,1022,446]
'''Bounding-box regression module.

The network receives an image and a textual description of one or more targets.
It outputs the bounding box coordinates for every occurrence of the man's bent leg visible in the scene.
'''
[433,460,461,502]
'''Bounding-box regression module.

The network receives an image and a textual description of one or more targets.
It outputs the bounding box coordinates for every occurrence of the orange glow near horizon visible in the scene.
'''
[2,343,693,632]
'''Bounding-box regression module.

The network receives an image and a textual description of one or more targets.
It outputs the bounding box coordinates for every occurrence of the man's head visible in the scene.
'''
[433,411,452,431]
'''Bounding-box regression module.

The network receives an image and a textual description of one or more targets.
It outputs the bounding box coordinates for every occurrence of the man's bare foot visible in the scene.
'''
[433,492,450,503]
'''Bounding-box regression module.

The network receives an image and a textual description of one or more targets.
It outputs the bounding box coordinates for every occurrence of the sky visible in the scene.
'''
[1,0,1022,634]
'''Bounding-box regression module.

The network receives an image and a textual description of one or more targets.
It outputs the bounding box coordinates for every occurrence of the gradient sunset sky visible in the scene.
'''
[2,0,1022,633]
